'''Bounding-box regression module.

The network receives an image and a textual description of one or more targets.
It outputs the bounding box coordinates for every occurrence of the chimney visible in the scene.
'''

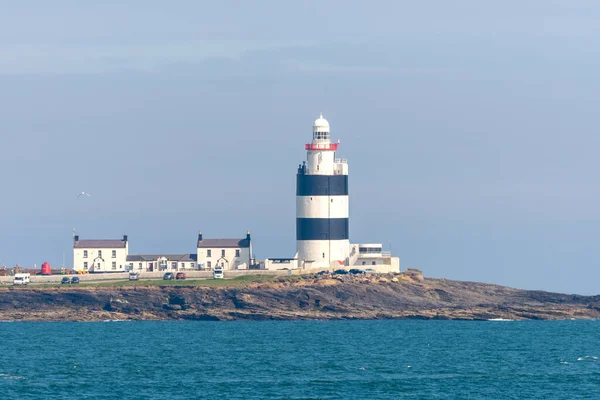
[198,232,203,242]
[123,234,128,242]
[74,235,79,242]
[246,230,251,241]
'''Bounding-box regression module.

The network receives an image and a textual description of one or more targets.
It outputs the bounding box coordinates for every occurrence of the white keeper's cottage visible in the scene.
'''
[73,235,129,273]
[196,231,253,270]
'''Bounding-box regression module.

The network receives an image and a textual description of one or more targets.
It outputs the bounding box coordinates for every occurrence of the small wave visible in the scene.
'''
[577,356,598,361]
[487,318,515,321]
[0,373,27,380]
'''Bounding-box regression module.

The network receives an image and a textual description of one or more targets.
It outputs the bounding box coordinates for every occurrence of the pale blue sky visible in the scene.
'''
[1,1,599,294]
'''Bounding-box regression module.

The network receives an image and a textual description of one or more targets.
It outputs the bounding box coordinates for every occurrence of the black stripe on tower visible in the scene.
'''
[297,174,348,196]
[296,218,349,240]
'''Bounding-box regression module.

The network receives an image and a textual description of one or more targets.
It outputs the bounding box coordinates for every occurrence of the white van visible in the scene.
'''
[213,267,224,279]
[13,273,31,286]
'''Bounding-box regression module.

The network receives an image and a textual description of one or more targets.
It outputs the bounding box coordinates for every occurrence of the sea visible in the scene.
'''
[1,320,599,399]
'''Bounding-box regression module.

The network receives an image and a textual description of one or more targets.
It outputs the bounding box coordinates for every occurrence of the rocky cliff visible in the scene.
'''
[1,274,599,321]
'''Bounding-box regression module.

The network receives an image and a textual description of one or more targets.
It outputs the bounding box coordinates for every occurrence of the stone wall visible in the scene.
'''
[0,269,292,285]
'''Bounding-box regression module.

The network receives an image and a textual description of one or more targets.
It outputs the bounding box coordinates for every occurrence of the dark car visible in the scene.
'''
[70,276,80,284]
[61,277,70,284]
[163,272,175,280]
[333,269,348,275]
[348,269,365,275]
[316,270,330,276]
[175,272,186,280]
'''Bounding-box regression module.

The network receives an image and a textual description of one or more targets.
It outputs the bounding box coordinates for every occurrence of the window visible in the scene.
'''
[96,263,101,269]
[98,250,102,258]
[129,263,133,269]
[83,262,88,270]
[180,263,185,270]
[207,261,212,269]
[112,262,116,270]
[359,247,383,254]
[235,249,240,257]
[112,250,116,258]
[372,261,376,265]
[171,262,177,270]
[207,249,211,257]
[221,249,225,257]
[83,250,88,258]
[322,253,325,258]
[138,263,142,270]
[362,262,366,265]
[191,263,195,269]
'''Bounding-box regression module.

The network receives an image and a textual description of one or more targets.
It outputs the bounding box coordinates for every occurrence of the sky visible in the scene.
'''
[1,1,600,294]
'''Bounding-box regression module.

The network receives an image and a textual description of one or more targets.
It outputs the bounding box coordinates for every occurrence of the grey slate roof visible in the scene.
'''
[74,239,127,249]
[197,238,250,248]
[126,254,196,262]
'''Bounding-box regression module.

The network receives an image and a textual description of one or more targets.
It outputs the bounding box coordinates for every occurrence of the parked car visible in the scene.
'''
[333,269,348,275]
[175,272,186,280]
[61,277,71,284]
[129,272,140,281]
[348,269,365,275]
[163,272,175,280]
[70,276,80,284]
[213,267,224,279]
[364,268,377,274]
[316,270,330,276]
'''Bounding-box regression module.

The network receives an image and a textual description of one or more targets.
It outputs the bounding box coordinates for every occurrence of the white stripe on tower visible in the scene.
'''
[296,196,349,219]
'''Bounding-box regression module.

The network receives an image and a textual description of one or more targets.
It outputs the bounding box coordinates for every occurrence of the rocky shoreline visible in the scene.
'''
[1,273,599,322]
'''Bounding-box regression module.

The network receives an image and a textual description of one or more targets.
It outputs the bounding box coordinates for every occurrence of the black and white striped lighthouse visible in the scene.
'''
[296,114,349,269]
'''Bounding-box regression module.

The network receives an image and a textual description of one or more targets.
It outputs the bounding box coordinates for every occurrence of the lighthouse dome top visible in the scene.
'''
[313,113,330,133]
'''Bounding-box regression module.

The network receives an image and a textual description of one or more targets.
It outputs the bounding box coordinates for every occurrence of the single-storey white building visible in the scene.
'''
[349,243,400,273]
[264,258,298,270]
[126,254,196,272]
[196,231,253,270]
[73,235,129,273]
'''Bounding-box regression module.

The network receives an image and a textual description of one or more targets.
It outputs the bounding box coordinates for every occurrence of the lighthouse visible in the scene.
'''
[296,114,350,269]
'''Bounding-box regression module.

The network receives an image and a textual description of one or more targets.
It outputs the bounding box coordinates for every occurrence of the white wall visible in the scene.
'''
[306,149,336,174]
[297,239,350,269]
[296,195,349,219]
[334,161,348,175]
[73,244,128,272]
[355,256,387,266]
[349,257,400,273]
[264,259,298,270]
[196,247,251,270]
[127,259,197,272]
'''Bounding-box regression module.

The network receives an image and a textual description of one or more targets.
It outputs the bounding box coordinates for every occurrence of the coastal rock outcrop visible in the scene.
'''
[1,275,599,321]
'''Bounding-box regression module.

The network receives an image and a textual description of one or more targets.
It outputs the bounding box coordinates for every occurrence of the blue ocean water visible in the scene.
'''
[1,320,599,399]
